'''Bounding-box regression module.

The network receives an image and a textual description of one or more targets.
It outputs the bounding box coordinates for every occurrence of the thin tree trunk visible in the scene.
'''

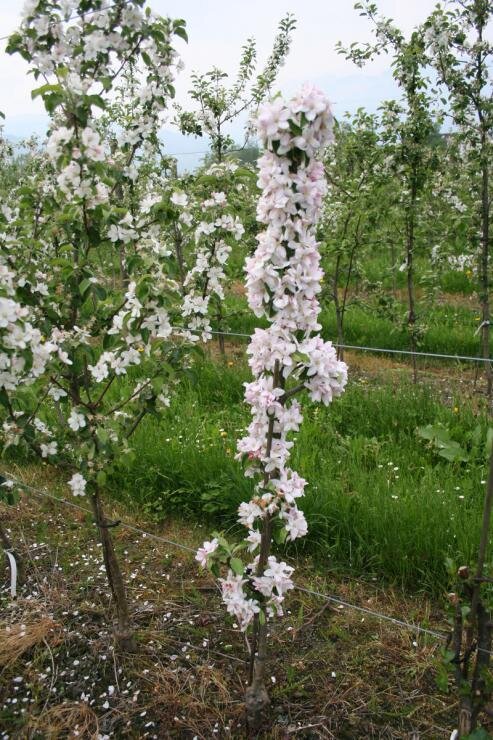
[174,226,186,291]
[217,306,226,357]
[406,202,418,384]
[479,136,491,399]
[459,696,473,737]
[471,600,492,727]
[391,239,397,301]
[469,446,493,641]
[90,489,136,651]
[245,515,272,731]
[474,11,491,400]
[245,362,280,731]
[455,447,493,733]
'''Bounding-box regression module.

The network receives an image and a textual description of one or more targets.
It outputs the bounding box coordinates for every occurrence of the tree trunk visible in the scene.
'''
[216,306,226,357]
[333,254,344,361]
[245,617,270,731]
[245,363,281,732]
[479,137,491,399]
[335,304,344,362]
[90,490,136,651]
[245,516,272,732]
[406,207,418,384]
[390,239,397,302]
[458,697,473,737]
[454,447,493,733]
[174,226,186,291]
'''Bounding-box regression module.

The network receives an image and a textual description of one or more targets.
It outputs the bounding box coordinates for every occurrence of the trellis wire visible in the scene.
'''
[5,476,196,554]
[1,472,476,654]
[207,329,493,365]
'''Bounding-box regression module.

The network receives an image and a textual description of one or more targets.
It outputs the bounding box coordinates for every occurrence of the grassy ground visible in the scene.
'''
[3,342,490,597]
[2,346,492,737]
[222,261,484,359]
[91,348,490,595]
[0,482,476,738]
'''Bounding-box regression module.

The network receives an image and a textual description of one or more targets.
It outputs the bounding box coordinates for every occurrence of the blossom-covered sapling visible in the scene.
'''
[3,0,188,649]
[197,85,347,728]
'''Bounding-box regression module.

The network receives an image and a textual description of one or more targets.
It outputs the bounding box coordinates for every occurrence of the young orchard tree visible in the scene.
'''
[338,3,438,382]
[423,0,493,395]
[175,14,296,163]
[3,0,190,650]
[320,108,386,357]
[196,87,347,731]
[169,162,257,343]
[174,15,296,352]
[425,135,476,288]
[0,119,51,581]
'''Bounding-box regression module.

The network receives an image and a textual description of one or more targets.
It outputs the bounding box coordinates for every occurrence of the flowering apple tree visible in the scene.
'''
[423,0,492,396]
[196,85,348,728]
[3,0,190,649]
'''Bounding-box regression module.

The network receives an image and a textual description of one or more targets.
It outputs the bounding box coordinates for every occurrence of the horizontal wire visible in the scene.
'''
[294,586,447,641]
[207,329,493,364]
[336,343,493,364]
[3,471,478,654]
[6,475,196,554]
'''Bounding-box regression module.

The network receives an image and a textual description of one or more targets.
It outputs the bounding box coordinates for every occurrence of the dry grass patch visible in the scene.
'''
[0,615,60,668]
[27,701,100,739]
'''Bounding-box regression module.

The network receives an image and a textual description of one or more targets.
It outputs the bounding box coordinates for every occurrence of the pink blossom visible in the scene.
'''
[195,538,219,567]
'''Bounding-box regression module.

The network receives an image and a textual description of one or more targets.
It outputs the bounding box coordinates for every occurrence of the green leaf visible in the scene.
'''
[435,662,450,693]
[79,278,92,296]
[31,83,62,100]
[0,388,10,410]
[151,376,164,395]
[229,557,244,575]
[273,526,288,545]
[86,94,106,110]
[173,20,188,42]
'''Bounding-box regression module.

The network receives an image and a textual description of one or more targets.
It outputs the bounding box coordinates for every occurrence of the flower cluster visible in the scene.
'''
[197,85,347,629]
[3,2,189,501]
[0,259,57,394]
[179,163,246,342]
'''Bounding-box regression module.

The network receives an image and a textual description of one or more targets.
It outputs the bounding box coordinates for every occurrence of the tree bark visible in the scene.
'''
[333,254,344,361]
[90,489,136,651]
[245,362,281,731]
[406,193,418,384]
[479,134,491,399]
[245,516,272,731]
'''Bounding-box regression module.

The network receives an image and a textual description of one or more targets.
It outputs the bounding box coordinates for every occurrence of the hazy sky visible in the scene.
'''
[0,0,476,167]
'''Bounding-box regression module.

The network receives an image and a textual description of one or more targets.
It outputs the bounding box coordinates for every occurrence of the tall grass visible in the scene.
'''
[111,357,489,593]
[223,293,484,359]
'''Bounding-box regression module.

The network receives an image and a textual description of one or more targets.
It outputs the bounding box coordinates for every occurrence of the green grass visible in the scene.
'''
[221,285,483,358]
[329,252,476,296]
[108,355,490,594]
